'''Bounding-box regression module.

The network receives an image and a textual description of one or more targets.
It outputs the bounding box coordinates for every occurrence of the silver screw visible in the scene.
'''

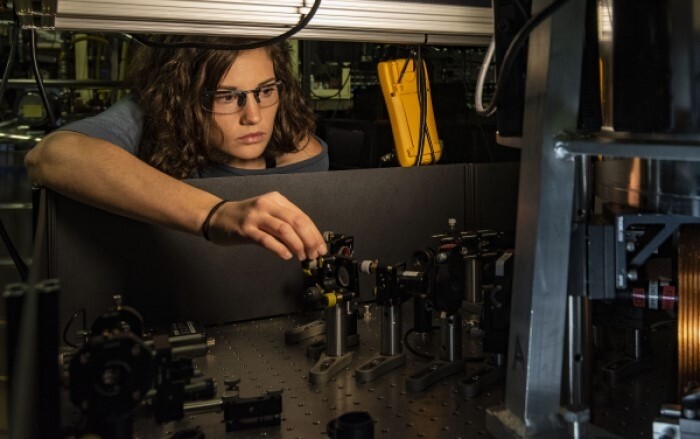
[627,269,638,282]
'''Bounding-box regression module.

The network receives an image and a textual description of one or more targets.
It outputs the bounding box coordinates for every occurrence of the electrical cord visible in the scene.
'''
[62,307,87,349]
[127,0,322,51]
[475,36,496,117]
[403,326,440,360]
[29,28,57,129]
[0,214,28,281]
[393,52,433,167]
[0,22,18,120]
[513,0,530,19]
[71,35,110,45]
[397,57,412,84]
[415,46,438,166]
[418,53,437,165]
[476,0,573,117]
[414,46,427,166]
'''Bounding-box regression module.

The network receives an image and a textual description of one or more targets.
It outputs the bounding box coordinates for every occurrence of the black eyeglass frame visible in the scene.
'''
[201,80,283,114]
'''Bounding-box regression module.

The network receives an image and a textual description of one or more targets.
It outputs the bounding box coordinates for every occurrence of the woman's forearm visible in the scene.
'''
[25,131,220,235]
[25,131,327,259]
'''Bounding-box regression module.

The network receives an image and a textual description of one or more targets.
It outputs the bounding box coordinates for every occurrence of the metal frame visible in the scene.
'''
[486,0,588,436]
[559,132,700,161]
[488,1,700,437]
[18,0,493,45]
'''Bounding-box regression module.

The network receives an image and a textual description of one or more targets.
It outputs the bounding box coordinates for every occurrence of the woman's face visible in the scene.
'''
[211,48,279,168]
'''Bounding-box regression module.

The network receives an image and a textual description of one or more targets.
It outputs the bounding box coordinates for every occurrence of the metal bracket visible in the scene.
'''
[613,212,700,290]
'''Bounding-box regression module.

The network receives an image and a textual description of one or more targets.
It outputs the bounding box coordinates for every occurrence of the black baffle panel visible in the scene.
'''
[41,163,518,329]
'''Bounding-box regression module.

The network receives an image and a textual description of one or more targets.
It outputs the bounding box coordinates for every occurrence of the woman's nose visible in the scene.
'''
[240,95,262,124]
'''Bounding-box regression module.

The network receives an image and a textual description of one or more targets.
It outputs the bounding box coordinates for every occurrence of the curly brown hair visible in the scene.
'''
[126,36,316,179]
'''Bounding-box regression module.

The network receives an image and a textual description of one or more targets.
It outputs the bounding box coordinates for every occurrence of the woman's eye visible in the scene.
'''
[259,87,275,97]
[215,93,236,103]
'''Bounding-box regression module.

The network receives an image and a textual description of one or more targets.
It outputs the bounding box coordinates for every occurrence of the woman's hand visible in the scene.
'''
[206,191,327,260]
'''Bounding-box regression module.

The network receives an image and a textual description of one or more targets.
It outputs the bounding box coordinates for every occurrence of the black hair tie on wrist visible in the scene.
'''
[202,200,229,241]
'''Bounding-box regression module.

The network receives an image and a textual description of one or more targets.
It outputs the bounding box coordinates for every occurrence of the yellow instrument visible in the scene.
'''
[377,58,441,167]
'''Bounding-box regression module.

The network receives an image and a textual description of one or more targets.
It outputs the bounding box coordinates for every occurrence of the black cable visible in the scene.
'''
[0,20,27,271]
[62,308,87,349]
[397,57,412,84]
[424,124,436,163]
[29,29,57,129]
[421,65,436,164]
[414,46,427,166]
[476,0,573,117]
[128,0,322,51]
[388,53,432,166]
[403,326,440,360]
[513,0,530,19]
[0,214,28,281]
[0,23,18,120]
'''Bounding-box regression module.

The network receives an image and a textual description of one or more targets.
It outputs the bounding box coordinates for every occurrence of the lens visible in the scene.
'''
[257,86,279,107]
[337,266,350,287]
[412,249,434,269]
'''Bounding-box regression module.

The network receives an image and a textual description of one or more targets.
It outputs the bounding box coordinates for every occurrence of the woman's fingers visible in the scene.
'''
[214,192,327,260]
[258,216,307,260]
[245,227,294,260]
[254,192,327,260]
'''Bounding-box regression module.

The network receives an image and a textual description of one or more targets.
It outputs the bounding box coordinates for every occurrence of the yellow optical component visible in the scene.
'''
[324,292,337,308]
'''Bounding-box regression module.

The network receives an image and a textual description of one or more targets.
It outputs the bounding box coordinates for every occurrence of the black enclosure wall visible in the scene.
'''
[38,163,518,329]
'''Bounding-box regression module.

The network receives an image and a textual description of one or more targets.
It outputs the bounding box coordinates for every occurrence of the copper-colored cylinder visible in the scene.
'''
[678,226,700,396]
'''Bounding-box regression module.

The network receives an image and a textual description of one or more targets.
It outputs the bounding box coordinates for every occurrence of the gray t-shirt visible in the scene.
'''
[58,96,329,177]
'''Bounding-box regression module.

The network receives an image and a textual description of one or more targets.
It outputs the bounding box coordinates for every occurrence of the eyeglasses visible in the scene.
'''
[202,80,282,114]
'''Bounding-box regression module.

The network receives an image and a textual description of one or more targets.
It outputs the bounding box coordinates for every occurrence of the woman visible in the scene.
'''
[25,36,328,260]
